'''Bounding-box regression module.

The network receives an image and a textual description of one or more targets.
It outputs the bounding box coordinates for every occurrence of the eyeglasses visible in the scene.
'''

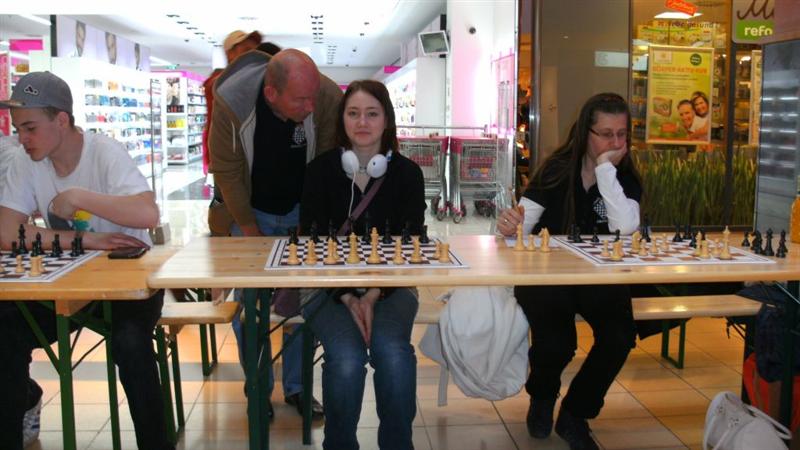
[589,128,627,141]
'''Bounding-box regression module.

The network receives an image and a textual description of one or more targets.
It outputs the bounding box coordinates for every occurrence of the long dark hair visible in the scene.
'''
[531,92,640,230]
[335,79,398,154]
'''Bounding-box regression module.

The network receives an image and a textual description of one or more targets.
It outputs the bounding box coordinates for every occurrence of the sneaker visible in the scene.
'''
[526,396,557,438]
[554,407,599,450]
[22,398,42,448]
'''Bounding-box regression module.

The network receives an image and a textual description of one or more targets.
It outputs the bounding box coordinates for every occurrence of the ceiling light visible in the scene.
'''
[654,11,703,19]
[177,21,189,24]
[18,14,51,26]
[166,14,180,18]
[150,55,173,66]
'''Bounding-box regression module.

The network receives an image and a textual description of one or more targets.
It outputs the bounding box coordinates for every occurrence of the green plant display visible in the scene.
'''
[632,147,756,227]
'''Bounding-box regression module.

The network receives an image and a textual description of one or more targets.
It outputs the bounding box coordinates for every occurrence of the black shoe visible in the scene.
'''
[555,407,599,450]
[285,393,324,420]
[526,396,557,438]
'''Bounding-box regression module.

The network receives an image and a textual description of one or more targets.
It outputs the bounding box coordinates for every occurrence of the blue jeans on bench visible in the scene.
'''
[230,204,303,397]
[303,288,418,450]
[0,292,172,450]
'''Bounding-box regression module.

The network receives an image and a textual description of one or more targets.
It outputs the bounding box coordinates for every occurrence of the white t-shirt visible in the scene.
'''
[0,132,153,246]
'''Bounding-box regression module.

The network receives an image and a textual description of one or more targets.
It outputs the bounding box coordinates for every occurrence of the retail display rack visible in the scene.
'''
[159,72,206,165]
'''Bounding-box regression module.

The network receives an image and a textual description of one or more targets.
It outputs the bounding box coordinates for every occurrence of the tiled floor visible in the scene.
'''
[27,163,755,449]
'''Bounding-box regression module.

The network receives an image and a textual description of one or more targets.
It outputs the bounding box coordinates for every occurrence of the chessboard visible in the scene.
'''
[265,237,468,270]
[0,250,101,282]
[553,235,775,266]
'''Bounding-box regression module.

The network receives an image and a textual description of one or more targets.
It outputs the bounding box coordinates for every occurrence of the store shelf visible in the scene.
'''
[159,73,206,165]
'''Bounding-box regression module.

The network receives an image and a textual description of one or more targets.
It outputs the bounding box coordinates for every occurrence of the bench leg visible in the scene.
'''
[660,319,687,369]
[302,324,315,445]
[155,326,178,444]
[102,303,122,450]
[169,333,186,431]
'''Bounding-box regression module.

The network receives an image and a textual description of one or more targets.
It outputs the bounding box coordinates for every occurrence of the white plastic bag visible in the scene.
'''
[703,391,791,450]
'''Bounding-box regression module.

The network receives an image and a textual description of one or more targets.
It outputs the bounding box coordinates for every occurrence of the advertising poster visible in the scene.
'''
[0,53,10,136]
[646,45,714,145]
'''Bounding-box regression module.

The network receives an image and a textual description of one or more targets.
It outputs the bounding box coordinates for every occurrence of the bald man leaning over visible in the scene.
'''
[207,48,341,418]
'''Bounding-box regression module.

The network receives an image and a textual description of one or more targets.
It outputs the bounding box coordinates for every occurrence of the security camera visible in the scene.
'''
[468,26,476,34]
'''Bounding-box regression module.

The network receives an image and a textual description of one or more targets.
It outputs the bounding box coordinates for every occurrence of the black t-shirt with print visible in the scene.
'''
[523,165,642,235]
[250,84,307,215]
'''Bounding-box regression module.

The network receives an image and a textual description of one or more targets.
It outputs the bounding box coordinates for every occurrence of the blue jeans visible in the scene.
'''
[230,204,303,396]
[304,288,419,450]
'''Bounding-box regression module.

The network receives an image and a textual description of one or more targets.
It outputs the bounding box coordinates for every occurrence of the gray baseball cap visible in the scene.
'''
[0,71,73,114]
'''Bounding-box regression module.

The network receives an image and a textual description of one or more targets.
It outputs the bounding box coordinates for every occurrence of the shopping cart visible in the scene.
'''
[449,137,510,223]
[398,136,449,220]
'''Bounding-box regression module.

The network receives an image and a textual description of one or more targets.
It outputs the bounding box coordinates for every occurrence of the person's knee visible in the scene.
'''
[595,326,636,357]
[323,346,368,380]
[110,325,155,363]
[531,338,576,366]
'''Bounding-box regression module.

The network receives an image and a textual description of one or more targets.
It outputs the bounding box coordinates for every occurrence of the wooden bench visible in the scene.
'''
[154,301,239,440]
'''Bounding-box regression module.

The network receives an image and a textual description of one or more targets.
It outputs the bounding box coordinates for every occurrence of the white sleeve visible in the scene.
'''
[519,196,545,236]
[0,150,37,216]
[595,162,640,235]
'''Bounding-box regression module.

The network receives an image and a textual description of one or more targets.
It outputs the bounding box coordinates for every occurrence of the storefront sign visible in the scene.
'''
[646,45,713,145]
[0,53,10,136]
[665,0,698,16]
[732,0,775,43]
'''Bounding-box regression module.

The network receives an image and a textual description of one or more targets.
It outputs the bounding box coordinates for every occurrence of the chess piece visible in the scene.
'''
[11,241,18,257]
[631,231,641,253]
[29,256,42,277]
[288,227,299,245]
[15,255,25,273]
[649,239,658,255]
[286,243,301,265]
[764,229,775,257]
[538,228,551,253]
[641,216,651,242]
[438,242,451,263]
[777,230,788,258]
[600,240,610,258]
[433,241,441,260]
[700,240,710,259]
[590,227,600,243]
[18,224,28,254]
[672,225,683,243]
[310,221,321,243]
[719,240,732,260]
[514,223,525,251]
[683,224,692,241]
[638,242,648,257]
[401,223,412,245]
[34,232,42,254]
[722,226,731,244]
[661,238,670,253]
[614,229,621,242]
[700,228,707,242]
[409,237,424,263]
[382,219,393,245]
[752,230,763,254]
[361,215,371,244]
[741,231,750,248]
[327,220,340,244]
[712,239,721,258]
[305,240,318,265]
[392,239,405,265]
[526,234,537,252]
[572,225,583,243]
[347,233,361,264]
[370,227,380,244]
[324,238,339,265]
[76,236,84,255]
[419,225,430,244]
[611,241,623,261]
[70,237,80,257]
[51,234,63,257]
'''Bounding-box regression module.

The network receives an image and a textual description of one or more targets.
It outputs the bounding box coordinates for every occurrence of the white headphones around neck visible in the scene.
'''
[341,148,393,179]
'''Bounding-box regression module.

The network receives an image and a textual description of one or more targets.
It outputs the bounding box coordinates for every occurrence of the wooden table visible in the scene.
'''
[0,246,174,450]
[148,235,800,449]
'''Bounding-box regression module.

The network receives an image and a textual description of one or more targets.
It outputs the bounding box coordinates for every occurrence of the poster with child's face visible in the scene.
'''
[646,45,713,145]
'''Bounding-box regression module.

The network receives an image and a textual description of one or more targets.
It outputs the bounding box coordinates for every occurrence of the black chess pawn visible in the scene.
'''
[752,230,763,254]
[401,227,412,245]
[70,237,80,257]
[683,225,692,241]
[614,229,621,242]
[689,232,697,248]
[76,236,84,255]
[672,225,683,243]
[361,216,372,244]
[327,220,339,244]
[51,234,63,257]
[642,216,651,242]
[764,229,775,257]
[700,228,706,242]
[573,225,584,243]
[18,224,28,254]
[591,227,600,243]
[741,231,750,248]
[382,219,393,244]
[419,225,430,244]
[288,227,299,245]
[11,241,18,257]
[309,222,321,243]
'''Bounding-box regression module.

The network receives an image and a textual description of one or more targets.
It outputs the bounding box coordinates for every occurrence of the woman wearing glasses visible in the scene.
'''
[496,93,642,450]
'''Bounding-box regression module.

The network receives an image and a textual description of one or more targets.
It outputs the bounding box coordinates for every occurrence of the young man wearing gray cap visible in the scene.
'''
[0,71,173,450]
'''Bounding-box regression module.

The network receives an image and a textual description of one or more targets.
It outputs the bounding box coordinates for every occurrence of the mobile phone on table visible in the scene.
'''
[108,247,148,259]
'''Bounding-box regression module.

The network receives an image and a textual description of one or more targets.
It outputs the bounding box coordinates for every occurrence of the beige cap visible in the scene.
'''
[223,30,262,52]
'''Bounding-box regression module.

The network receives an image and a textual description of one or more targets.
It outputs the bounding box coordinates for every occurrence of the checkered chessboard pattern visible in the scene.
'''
[0,250,102,282]
[265,237,467,270]
[553,235,775,267]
